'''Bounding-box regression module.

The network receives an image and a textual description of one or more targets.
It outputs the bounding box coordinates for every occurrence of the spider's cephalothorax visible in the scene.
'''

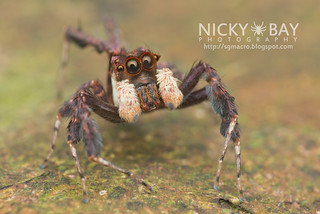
[41,19,243,204]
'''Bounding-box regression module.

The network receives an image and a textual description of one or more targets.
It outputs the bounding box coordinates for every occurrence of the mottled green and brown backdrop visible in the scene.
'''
[0,0,319,213]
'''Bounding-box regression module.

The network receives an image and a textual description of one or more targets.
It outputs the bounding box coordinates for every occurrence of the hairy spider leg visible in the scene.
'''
[213,116,237,190]
[178,85,242,196]
[81,90,153,199]
[40,113,62,169]
[157,61,185,81]
[57,18,125,99]
[42,80,152,203]
[57,39,70,99]
[234,139,243,201]
[68,141,89,203]
[80,90,152,192]
[41,80,109,169]
[178,62,243,202]
[89,156,153,191]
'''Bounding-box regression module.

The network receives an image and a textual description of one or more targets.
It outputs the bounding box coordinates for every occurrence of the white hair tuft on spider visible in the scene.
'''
[156,68,183,110]
[116,79,141,122]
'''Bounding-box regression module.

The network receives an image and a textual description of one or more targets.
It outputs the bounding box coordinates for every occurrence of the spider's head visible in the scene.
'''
[111,48,162,113]
[110,48,183,122]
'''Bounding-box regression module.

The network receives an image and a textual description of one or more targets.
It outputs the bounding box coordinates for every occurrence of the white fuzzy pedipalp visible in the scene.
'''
[156,68,183,109]
[116,79,141,122]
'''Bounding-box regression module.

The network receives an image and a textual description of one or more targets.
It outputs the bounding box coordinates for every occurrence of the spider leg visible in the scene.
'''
[40,113,62,169]
[178,87,243,200]
[57,38,70,99]
[214,116,237,191]
[64,26,124,55]
[234,139,244,201]
[80,90,153,192]
[41,80,111,168]
[104,16,121,50]
[158,61,185,81]
[89,156,153,191]
[57,18,125,99]
[178,88,207,108]
[68,140,89,203]
[177,62,243,201]
[42,80,152,202]
[79,89,122,122]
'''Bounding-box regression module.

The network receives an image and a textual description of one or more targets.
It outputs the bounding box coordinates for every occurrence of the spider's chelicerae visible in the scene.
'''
[40,19,243,203]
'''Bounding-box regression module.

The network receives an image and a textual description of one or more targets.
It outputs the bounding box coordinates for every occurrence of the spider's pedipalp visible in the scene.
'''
[115,79,141,122]
[156,68,183,109]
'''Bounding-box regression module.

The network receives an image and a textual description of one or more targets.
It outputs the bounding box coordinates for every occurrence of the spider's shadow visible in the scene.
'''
[96,113,176,163]
[95,109,214,164]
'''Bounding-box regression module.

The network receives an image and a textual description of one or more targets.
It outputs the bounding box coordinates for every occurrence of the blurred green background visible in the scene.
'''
[0,0,319,213]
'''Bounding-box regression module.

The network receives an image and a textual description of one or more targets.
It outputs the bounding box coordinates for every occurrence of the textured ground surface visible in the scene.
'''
[1,1,320,213]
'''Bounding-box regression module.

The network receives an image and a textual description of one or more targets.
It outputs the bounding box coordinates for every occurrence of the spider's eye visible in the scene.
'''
[117,65,124,72]
[126,59,140,74]
[142,55,152,68]
[154,54,160,61]
[142,53,157,70]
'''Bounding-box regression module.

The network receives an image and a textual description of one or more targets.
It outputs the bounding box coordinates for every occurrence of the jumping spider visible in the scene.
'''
[40,19,243,203]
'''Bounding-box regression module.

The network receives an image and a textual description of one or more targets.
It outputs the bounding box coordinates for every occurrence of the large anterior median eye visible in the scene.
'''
[126,58,140,74]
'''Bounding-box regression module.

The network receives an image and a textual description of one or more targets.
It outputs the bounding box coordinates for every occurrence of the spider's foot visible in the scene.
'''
[239,197,245,203]
[82,197,89,204]
[213,184,219,190]
[142,180,153,192]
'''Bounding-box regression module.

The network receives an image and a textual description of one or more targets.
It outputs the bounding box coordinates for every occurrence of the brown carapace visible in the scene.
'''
[40,18,243,203]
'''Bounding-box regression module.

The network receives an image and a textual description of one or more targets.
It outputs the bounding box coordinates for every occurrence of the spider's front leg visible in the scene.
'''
[57,18,124,99]
[41,80,152,203]
[178,62,244,202]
